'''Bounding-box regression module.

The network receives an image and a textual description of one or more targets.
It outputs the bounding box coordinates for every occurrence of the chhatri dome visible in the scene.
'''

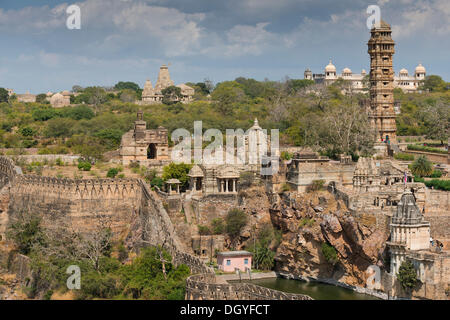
[342,67,352,74]
[325,60,336,73]
[415,63,426,74]
[399,68,408,75]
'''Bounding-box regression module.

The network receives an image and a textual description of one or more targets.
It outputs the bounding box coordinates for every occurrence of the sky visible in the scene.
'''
[0,0,449,93]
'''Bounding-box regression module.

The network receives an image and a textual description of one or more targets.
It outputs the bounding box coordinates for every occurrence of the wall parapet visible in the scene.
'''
[0,156,21,188]
[185,273,313,300]
[1,156,213,276]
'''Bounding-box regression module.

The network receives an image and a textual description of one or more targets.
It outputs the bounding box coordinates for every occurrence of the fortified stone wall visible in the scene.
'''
[0,156,212,276]
[185,273,313,300]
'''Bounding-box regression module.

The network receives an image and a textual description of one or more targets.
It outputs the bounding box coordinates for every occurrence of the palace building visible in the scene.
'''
[305,61,426,94]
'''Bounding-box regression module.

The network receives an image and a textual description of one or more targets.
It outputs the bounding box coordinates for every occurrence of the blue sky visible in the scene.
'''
[0,0,449,93]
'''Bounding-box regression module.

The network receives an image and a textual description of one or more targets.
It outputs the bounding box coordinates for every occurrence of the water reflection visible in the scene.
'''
[239,278,380,300]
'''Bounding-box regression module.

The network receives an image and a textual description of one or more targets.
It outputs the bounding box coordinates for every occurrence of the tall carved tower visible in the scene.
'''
[368,20,396,143]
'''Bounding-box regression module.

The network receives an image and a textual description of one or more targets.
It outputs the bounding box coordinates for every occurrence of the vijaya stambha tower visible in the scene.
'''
[368,20,397,143]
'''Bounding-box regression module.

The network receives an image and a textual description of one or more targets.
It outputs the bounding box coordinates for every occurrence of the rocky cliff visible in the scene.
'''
[271,190,390,286]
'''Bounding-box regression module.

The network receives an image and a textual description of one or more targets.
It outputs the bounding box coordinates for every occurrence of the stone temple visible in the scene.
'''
[141,65,195,104]
[119,111,169,165]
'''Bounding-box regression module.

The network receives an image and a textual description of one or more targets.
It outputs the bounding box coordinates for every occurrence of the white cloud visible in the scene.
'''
[391,0,450,38]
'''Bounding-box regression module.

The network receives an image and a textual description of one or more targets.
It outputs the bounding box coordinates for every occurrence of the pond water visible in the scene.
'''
[239,277,380,300]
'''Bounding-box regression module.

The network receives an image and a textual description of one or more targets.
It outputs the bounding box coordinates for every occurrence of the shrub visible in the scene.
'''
[239,171,254,188]
[410,155,433,177]
[225,209,248,241]
[407,144,447,154]
[211,218,225,235]
[397,260,418,291]
[280,151,293,160]
[394,153,414,161]
[424,179,450,191]
[307,180,325,193]
[279,183,291,193]
[55,158,64,166]
[106,168,119,178]
[128,162,140,169]
[198,225,211,236]
[78,161,92,171]
[299,218,315,228]
[151,177,164,189]
[6,214,46,255]
[430,170,443,178]
[321,242,338,265]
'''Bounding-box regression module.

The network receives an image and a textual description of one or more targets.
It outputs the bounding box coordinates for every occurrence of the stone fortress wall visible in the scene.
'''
[0,155,211,275]
[185,273,312,300]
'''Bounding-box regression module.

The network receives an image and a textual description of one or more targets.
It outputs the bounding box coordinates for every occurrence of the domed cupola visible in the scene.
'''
[415,63,426,79]
[325,60,336,74]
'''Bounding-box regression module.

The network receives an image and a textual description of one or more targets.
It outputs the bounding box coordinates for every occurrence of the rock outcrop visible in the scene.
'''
[272,190,390,286]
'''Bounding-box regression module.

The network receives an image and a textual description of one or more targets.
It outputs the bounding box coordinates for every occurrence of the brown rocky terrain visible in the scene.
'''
[271,190,390,286]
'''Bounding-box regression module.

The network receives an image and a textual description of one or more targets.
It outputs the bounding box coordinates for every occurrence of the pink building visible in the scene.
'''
[217,251,253,272]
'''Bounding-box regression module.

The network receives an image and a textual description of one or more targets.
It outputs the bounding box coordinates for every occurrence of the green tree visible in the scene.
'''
[421,75,446,92]
[119,89,137,103]
[0,88,8,103]
[397,260,418,291]
[162,163,193,190]
[225,208,248,244]
[321,242,338,265]
[36,93,48,104]
[410,155,433,177]
[107,168,120,178]
[198,225,211,235]
[20,127,34,137]
[211,81,246,116]
[161,86,183,105]
[211,218,225,235]
[7,214,46,255]
[114,81,140,92]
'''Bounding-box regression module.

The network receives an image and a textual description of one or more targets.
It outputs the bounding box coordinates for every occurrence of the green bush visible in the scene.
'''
[407,144,447,154]
[307,180,325,193]
[198,225,211,235]
[397,260,418,291]
[410,155,433,178]
[394,153,414,161]
[321,242,338,265]
[225,209,248,241]
[239,171,254,188]
[430,170,443,178]
[78,161,92,171]
[107,168,119,178]
[6,214,46,255]
[280,151,293,160]
[211,218,225,235]
[424,179,450,191]
[299,218,315,228]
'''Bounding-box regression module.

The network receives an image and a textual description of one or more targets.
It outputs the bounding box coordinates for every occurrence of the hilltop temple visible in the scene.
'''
[141,65,195,104]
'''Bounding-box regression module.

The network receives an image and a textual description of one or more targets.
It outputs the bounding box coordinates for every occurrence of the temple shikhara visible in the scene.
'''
[141,64,195,104]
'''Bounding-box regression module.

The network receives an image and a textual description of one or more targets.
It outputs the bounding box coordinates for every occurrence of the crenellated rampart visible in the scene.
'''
[0,156,212,276]
[185,273,313,300]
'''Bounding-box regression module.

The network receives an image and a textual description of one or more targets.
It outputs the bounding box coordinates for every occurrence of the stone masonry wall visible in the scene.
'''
[185,273,313,300]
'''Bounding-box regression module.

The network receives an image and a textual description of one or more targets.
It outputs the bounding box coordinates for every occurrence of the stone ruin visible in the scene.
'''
[119,111,170,165]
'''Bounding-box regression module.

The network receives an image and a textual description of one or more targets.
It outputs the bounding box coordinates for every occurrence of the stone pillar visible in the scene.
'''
[233,179,237,192]
[177,184,180,194]
[193,179,197,191]
[225,179,229,193]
